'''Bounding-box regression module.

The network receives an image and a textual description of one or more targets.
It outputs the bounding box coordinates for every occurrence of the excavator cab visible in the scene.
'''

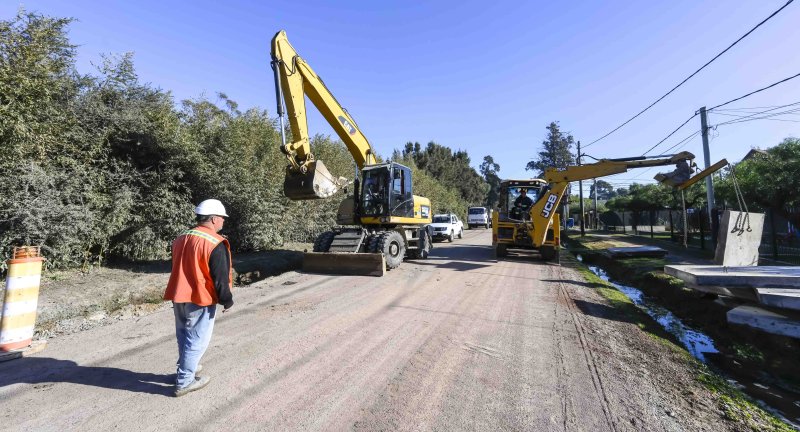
[359,162,414,219]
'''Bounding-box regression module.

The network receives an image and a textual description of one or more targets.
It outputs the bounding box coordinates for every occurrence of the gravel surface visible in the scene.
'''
[0,230,752,431]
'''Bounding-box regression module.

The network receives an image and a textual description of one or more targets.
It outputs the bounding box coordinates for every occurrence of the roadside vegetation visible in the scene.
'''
[0,12,496,272]
[563,240,796,432]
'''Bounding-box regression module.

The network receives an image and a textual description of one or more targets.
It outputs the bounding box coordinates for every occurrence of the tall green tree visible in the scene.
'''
[401,141,488,206]
[526,121,576,176]
[716,138,800,226]
[479,155,501,207]
[589,179,616,200]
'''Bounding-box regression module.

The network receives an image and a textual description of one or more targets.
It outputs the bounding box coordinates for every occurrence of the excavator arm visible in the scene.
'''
[528,151,697,247]
[271,30,378,200]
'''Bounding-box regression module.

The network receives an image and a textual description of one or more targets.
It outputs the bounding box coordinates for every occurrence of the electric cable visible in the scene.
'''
[583,0,795,149]
[708,71,800,111]
[641,114,698,156]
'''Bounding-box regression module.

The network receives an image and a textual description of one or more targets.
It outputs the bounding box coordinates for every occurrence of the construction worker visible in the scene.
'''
[164,199,234,397]
[512,188,534,219]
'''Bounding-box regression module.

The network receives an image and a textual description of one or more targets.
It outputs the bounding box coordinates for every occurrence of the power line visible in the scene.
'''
[641,113,698,156]
[711,101,800,127]
[583,0,795,149]
[708,72,800,110]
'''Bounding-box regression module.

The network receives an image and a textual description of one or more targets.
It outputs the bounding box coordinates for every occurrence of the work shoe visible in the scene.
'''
[174,376,211,397]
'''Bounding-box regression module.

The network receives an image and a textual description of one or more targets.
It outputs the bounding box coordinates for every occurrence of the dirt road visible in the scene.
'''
[1,230,740,431]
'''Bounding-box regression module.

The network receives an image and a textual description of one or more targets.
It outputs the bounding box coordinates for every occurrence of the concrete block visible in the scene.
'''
[714,210,764,267]
[664,265,800,288]
[606,246,668,258]
[756,288,800,311]
[727,305,800,339]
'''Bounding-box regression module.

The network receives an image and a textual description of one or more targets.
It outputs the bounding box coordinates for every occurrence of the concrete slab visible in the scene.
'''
[606,246,667,258]
[682,281,758,301]
[756,288,800,311]
[727,305,800,339]
[664,265,800,288]
[714,211,765,267]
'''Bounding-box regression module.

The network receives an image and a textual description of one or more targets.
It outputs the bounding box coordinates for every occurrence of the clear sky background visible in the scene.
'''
[4,1,799,190]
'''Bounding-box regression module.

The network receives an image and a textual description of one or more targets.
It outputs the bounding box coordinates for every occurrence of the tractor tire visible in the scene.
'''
[377,231,406,269]
[495,244,508,258]
[540,245,558,261]
[313,231,336,252]
[419,231,432,259]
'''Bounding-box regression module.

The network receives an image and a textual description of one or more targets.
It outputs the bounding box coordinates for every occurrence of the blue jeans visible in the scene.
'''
[173,302,216,388]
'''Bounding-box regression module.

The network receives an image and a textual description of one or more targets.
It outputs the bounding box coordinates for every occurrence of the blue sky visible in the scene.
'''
[4,1,799,189]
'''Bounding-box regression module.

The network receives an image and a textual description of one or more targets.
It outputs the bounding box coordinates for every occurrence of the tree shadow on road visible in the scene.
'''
[0,357,174,397]
[572,299,635,324]
[540,279,607,289]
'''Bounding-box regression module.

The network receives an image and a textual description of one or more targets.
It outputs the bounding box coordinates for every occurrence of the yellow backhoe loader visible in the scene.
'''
[493,152,701,262]
[271,31,432,276]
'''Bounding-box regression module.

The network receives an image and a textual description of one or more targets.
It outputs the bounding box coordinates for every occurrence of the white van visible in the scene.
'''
[467,207,492,229]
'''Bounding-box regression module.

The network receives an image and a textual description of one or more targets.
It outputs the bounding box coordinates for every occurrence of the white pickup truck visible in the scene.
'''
[467,206,492,229]
[430,213,464,242]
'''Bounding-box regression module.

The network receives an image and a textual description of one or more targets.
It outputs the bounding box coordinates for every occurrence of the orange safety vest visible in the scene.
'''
[164,225,233,306]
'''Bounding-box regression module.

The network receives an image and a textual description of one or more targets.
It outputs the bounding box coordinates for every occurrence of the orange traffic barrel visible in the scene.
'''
[0,246,45,351]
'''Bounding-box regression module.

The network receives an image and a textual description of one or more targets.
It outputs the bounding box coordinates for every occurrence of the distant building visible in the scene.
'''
[742,148,767,161]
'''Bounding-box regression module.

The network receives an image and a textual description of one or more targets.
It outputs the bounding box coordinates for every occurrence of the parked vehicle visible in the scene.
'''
[467,206,492,229]
[430,213,464,242]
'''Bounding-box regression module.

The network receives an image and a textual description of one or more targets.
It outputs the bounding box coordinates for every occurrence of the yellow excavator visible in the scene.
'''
[271,31,432,275]
[493,152,700,261]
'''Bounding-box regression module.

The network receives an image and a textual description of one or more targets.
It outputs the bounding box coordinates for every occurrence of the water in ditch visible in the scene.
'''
[576,254,800,428]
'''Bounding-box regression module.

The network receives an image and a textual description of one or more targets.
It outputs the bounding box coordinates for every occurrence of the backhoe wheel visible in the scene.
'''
[495,244,508,258]
[420,231,432,259]
[540,245,558,261]
[377,231,405,269]
[313,231,336,252]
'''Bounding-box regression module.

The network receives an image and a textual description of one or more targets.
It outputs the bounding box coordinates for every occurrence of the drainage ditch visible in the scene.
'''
[576,254,800,428]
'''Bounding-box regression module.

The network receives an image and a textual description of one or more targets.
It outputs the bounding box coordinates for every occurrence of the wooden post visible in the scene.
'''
[699,208,705,250]
[770,208,779,260]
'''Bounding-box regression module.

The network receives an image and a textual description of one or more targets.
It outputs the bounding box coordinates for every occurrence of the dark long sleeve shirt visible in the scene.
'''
[209,242,234,309]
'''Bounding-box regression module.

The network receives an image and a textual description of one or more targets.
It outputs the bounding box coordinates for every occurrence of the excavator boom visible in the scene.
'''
[271,30,377,199]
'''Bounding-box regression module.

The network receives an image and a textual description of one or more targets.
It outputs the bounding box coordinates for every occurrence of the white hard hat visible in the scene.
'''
[195,199,228,217]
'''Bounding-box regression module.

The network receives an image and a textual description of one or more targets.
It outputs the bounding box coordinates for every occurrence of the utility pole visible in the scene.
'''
[593,178,598,230]
[578,141,585,237]
[699,107,715,224]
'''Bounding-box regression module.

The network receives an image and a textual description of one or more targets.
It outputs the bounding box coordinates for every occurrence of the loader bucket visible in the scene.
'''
[283,160,340,200]
[303,252,385,277]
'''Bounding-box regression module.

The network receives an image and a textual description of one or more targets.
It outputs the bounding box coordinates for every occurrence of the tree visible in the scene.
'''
[479,155,501,207]
[401,141,488,206]
[716,138,800,227]
[589,180,616,200]
[526,122,575,176]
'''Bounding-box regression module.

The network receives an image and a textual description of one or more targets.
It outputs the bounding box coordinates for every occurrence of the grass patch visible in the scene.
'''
[697,369,795,432]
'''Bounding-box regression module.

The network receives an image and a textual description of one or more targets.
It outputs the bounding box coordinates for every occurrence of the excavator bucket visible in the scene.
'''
[283,160,340,200]
[303,252,385,277]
